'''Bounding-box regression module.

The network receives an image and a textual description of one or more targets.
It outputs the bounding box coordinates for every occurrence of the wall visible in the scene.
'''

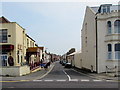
[15,23,25,66]
[74,52,82,69]
[0,65,30,76]
[81,6,97,72]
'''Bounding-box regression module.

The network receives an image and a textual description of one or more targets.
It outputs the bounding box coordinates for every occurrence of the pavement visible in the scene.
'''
[1,62,55,82]
[72,68,119,81]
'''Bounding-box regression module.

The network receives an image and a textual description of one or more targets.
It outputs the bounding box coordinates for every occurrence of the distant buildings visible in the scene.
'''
[81,4,120,73]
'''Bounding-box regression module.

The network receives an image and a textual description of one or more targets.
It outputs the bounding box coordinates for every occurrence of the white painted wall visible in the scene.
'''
[0,65,30,76]
[74,52,82,69]
[97,12,120,73]
[81,6,97,72]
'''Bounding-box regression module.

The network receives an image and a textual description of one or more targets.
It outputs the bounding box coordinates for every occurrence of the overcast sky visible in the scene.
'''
[1,0,119,55]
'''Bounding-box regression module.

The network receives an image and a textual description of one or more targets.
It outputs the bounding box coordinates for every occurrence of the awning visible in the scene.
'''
[27,47,40,53]
[0,44,14,52]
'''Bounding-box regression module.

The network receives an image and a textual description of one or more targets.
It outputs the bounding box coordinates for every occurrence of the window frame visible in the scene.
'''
[114,20,120,34]
[0,29,8,43]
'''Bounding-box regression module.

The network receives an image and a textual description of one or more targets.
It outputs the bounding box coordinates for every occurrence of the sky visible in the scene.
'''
[1,0,119,55]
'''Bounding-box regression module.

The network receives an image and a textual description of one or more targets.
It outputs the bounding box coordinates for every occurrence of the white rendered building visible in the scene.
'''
[81,4,120,73]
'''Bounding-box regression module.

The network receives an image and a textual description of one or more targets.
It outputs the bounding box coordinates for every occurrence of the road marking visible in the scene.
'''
[106,80,114,82]
[20,80,30,82]
[33,80,42,82]
[44,80,53,82]
[0,64,55,83]
[69,79,78,82]
[81,79,90,82]
[30,64,55,81]
[56,80,66,82]
[63,70,71,81]
[93,80,102,82]
[0,80,19,82]
[71,69,102,80]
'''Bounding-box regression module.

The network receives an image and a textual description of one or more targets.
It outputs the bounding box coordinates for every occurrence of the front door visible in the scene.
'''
[0,54,8,66]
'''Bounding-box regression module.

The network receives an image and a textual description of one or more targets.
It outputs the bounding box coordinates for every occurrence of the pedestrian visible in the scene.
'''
[44,63,48,70]
[8,53,14,66]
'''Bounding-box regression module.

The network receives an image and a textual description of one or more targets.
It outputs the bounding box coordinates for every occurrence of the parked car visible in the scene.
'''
[59,60,63,64]
[62,61,67,66]
[64,63,72,68]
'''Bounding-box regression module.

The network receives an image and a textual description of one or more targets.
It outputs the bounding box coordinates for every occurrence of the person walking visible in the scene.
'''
[8,53,14,66]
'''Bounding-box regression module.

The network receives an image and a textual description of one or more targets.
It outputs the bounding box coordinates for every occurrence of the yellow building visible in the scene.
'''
[0,16,36,66]
[0,16,40,76]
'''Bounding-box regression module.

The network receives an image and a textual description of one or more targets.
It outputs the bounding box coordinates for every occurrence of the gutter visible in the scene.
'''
[95,16,98,73]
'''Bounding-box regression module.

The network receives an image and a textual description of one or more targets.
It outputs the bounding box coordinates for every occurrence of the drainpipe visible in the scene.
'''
[95,16,98,73]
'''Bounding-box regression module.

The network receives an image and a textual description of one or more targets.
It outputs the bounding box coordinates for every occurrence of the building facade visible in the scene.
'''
[81,4,120,73]
[0,16,42,76]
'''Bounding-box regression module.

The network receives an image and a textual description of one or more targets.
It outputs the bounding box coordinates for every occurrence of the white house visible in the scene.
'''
[67,51,82,68]
[81,4,120,73]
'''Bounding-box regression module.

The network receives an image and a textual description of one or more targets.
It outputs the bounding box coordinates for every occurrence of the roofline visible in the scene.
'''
[1,16,10,23]
[1,22,26,31]
[26,34,35,42]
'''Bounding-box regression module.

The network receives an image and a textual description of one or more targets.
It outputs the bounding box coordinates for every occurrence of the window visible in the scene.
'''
[17,50,19,63]
[107,6,110,13]
[115,43,120,51]
[0,29,8,43]
[115,43,120,59]
[107,21,112,34]
[27,39,29,47]
[108,44,112,51]
[101,5,111,13]
[114,20,120,34]
[108,44,112,59]
[103,6,106,13]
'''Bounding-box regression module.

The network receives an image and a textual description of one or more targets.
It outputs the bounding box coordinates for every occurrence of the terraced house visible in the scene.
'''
[81,4,120,74]
[0,16,42,76]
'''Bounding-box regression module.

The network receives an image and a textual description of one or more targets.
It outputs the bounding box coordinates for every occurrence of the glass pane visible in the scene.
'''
[115,44,120,51]
[108,44,112,51]
[114,20,120,33]
[108,52,112,59]
[115,51,120,59]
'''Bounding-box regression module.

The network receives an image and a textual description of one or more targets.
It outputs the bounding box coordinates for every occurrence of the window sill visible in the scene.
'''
[107,59,120,61]
[106,33,120,36]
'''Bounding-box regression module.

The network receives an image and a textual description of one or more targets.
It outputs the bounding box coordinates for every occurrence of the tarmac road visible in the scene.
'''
[2,61,119,89]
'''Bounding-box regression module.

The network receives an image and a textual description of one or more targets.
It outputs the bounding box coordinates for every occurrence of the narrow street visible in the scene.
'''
[2,61,119,88]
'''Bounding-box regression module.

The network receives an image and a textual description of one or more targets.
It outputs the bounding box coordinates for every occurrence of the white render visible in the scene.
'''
[81,4,120,73]
[74,51,82,69]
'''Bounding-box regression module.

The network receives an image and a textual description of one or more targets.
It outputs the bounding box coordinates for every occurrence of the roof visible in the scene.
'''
[0,16,10,23]
[67,52,77,56]
[90,4,120,14]
[67,50,81,56]
[26,34,35,42]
